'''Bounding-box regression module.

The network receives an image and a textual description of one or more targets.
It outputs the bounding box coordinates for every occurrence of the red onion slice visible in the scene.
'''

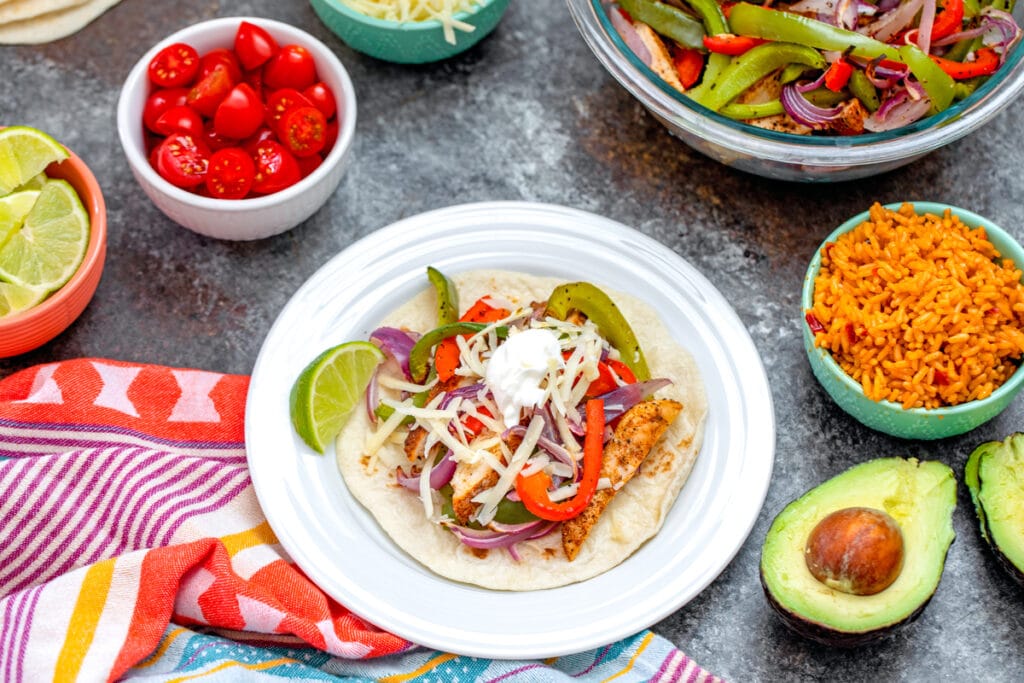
[447,520,558,551]
[439,383,486,410]
[862,0,925,42]
[598,378,673,422]
[917,0,937,54]
[865,93,931,131]
[365,368,380,424]
[505,424,577,470]
[609,4,652,68]
[781,83,845,127]
[395,450,456,491]
[370,327,418,380]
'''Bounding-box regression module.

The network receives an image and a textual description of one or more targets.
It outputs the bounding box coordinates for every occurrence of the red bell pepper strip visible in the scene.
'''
[930,47,999,80]
[703,33,767,55]
[674,47,705,89]
[824,56,853,92]
[586,359,638,397]
[514,399,604,522]
[435,298,510,382]
[931,0,964,41]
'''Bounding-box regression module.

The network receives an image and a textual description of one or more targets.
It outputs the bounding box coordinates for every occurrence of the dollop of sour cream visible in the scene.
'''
[485,328,565,427]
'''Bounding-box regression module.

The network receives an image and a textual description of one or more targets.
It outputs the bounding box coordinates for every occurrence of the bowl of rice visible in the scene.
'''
[802,202,1024,440]
[310,0,511,64]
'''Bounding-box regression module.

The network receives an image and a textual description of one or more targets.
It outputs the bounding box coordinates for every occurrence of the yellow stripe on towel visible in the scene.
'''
[380,653,459,682]
[165,657,295,682]
[54,558,115,682]
[601,632,654,682]
[220,521,278,557]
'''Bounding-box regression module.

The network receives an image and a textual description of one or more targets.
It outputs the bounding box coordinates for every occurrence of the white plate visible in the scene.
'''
[246,202,775,659]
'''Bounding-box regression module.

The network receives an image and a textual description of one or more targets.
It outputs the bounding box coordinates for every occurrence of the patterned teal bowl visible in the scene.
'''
[802,202,1024,440]
[310,0,510,64]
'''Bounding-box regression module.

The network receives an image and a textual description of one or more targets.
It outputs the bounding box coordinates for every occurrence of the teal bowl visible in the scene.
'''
[802,202,1024,440]
[310,0,510,64]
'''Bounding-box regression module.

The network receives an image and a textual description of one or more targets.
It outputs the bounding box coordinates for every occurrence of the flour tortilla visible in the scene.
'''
[0,0,121,44]
[336,270,708,590]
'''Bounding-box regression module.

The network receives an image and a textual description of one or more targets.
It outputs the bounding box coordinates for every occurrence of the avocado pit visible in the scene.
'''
[804,506,904,596]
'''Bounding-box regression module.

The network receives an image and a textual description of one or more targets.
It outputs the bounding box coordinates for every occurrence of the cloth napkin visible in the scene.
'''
[0,359,723,682]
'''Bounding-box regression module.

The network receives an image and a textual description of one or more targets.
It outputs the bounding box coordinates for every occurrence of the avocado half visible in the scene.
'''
[965,435,1024,587]
[760,458,956,647]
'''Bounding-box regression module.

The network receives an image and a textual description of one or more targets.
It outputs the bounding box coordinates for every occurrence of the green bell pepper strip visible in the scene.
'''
[679,0,732,100]
[618,0,705,50]
[545,282,651,381]
[720,100,785,119]
[943,35,981,64]
[848,68,881,111]
[440,484,539,525]
[728,3,955,114]
[426,266,458,326]
[408,322,509,383]
[699,42,827,112]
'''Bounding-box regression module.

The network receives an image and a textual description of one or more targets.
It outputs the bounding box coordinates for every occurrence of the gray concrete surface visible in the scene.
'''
[2,0,1023,680]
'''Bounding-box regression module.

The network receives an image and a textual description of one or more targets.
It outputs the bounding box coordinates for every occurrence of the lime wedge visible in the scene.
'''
[0,282,48,318]
[15,173,48,192]
[0,127,68,196]
[0,179,89,291]
[290,341,386,454]
[0,189,40,250]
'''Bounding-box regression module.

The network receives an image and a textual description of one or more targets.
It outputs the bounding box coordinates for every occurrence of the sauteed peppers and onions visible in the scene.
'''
[607,0,1022,134]
[363,269,681,561]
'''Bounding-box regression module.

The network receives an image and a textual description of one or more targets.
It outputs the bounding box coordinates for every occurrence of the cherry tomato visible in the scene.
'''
[235,21,279,71]
[243,67,265,101]
[205,147,256,199]
[242,126,277,155]
[143,87,189,132]
[251,140,301,194]
[199,47,243,84]
[202,123,236,151]
[264,88,313,130]
[263,44,317,91]
[302,82,336,120]
[278,106,327,158]
[297,153,323,178]
[148,42,200,88]
[154,132,210,189]
[187,64,235,118]
[213,83,264,139]
[153,105,204,137]
[323,118,339,153]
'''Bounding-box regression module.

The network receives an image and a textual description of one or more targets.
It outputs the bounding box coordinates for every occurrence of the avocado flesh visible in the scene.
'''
[761,458,956,643]
[965,435,1024,586]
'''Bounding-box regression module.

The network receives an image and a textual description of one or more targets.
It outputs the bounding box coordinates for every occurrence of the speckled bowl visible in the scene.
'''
[310,0,510,64]
[802,202,1024,440]
[0,144,106,358]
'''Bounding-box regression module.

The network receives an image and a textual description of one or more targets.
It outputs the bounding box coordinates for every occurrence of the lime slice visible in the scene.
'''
[15,173,48,192]
[0,282,48,318]
[290,341,386,454]
[0,179,89,291]
[0,127,68,196]
[0,189,40,250]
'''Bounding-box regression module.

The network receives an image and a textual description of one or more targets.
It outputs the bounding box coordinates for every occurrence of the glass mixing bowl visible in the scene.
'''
[565,0,1024,181]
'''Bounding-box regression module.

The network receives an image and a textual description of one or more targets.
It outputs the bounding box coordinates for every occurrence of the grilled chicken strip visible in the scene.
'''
[562,399,683,561]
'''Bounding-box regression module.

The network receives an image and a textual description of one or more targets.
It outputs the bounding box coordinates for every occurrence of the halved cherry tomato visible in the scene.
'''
[242,126,278,155]
[302,82,337,119]
[213,83,265,139]
[148,43,200,88]
[251,140,301,194]
[187,64,235,117]
[143,87,189,132]
[323,118,339,152]
[200,47,243,84]
[297,153,323,177]
[203,125,236,151]
[153,105,204,137]
[243,67,265,100]
[154,133,210,189]
[278,105,327,158]
[264,88,314,130]
[205,147,256,199]
[263,44,317,91]
[235,21,279,71]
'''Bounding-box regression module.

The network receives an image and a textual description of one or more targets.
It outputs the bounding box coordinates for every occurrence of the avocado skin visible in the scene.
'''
[965,436,1024,589]
[760,546,936,648]
[759,458,956,647]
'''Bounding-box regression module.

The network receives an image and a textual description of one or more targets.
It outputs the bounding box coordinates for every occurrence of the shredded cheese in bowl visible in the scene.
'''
[341,0,484,44]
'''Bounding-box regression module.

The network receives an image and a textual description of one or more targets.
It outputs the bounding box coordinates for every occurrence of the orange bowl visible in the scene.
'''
[0,145,107,357]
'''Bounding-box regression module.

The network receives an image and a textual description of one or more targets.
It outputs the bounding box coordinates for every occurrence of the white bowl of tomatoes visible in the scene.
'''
[117,17,356,240]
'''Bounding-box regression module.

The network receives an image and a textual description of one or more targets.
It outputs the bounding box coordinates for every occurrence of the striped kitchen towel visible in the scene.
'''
[0,359,723,682]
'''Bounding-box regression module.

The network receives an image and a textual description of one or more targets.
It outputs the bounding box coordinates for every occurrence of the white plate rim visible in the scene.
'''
[245,201,775,659]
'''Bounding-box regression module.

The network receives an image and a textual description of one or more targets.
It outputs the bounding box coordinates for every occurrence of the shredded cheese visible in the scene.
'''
[472,415,544,525]
[341,0,484,44]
